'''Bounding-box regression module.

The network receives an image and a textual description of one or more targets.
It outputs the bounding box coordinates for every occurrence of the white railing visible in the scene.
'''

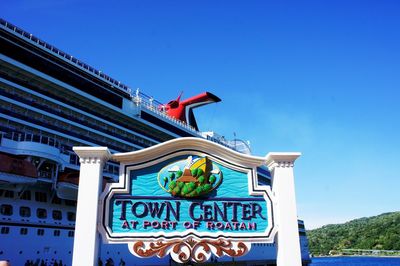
[131,89,202,135]
[0,18,130,94]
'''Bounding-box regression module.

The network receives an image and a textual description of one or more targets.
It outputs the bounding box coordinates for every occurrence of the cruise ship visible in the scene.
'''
[0,18,310,266]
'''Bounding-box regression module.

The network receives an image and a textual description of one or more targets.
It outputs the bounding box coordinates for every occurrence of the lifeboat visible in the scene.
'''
[0,153,38,184]
[56,171,112,200]
[56,172,79,200]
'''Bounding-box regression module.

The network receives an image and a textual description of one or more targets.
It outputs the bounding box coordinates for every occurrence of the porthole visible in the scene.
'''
[67,212,76,221]
[20,206,31,217]
[52,210,62,220]
[37,208,47,219]
[0,204,13,216]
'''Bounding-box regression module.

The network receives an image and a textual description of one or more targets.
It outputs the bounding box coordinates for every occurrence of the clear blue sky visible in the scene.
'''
[2,0,400,229]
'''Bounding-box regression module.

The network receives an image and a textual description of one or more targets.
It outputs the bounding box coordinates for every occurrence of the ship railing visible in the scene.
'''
[205,135,235,150]
[132,93,237,149]
[1,131,69,155]
[131,89,202,135]
[0,18,130,94]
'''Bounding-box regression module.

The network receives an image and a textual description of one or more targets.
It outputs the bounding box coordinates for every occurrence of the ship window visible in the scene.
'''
[12,133,19,141]
[114,166,119,175]
[63,145,72,151]
[20,228,28,235]
[53,230,60,237]
[70,154,78,165]
[68,231,74,237]
[67,212,76,222]
[41,136,48,144]
[37,229,44,236]
[4,132,11,139]
[19,206,31,217]
[37,208,47,219]
[4,190,14,198]
[51,196,62,205]
[1,227,10,234]
[19,190,31,200]
[0,204,13,216]
[65,200,77,207]
[49,139,55,146]
[26,134,32,141]
[35,192,47,202]
[32,135,40,142]
[52,210,62,220]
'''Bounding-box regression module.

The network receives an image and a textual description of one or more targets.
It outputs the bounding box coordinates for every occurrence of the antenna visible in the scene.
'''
[133,88,141,106]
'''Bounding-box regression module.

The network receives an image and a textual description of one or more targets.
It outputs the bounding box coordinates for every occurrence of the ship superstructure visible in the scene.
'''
[0,18,309,266]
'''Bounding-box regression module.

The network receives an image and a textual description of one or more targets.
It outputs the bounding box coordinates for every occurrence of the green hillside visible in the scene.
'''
[307,212,400,255]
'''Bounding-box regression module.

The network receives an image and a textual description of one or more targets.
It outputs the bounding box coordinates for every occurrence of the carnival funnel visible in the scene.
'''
[164,92,221,130]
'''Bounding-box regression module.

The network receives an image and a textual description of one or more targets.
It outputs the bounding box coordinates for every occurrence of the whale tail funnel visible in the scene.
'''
[164,92,221,130]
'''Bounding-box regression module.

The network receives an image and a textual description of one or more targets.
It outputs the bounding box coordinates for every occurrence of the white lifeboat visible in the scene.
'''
[56,171,112,200]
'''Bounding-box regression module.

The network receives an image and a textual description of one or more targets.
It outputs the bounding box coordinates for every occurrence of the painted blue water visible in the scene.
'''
[310,257,400,266]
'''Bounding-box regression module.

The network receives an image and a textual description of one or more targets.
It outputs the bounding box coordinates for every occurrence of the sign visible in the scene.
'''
[71,138,303,266]
[99,141,275,263]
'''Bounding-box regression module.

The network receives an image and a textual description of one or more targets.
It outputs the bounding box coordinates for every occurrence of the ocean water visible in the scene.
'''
[310,257,400,266]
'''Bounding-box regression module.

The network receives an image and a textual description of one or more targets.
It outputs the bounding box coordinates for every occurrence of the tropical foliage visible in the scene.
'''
[167,167,214,197]
[307,212,400,255]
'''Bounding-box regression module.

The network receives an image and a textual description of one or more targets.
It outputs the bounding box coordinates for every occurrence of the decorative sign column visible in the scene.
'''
[267,153,302,266]
[72,147,111,266]
[71,138,303,265]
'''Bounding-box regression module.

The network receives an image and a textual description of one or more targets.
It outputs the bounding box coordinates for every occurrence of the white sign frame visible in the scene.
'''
[72,137,303,265]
